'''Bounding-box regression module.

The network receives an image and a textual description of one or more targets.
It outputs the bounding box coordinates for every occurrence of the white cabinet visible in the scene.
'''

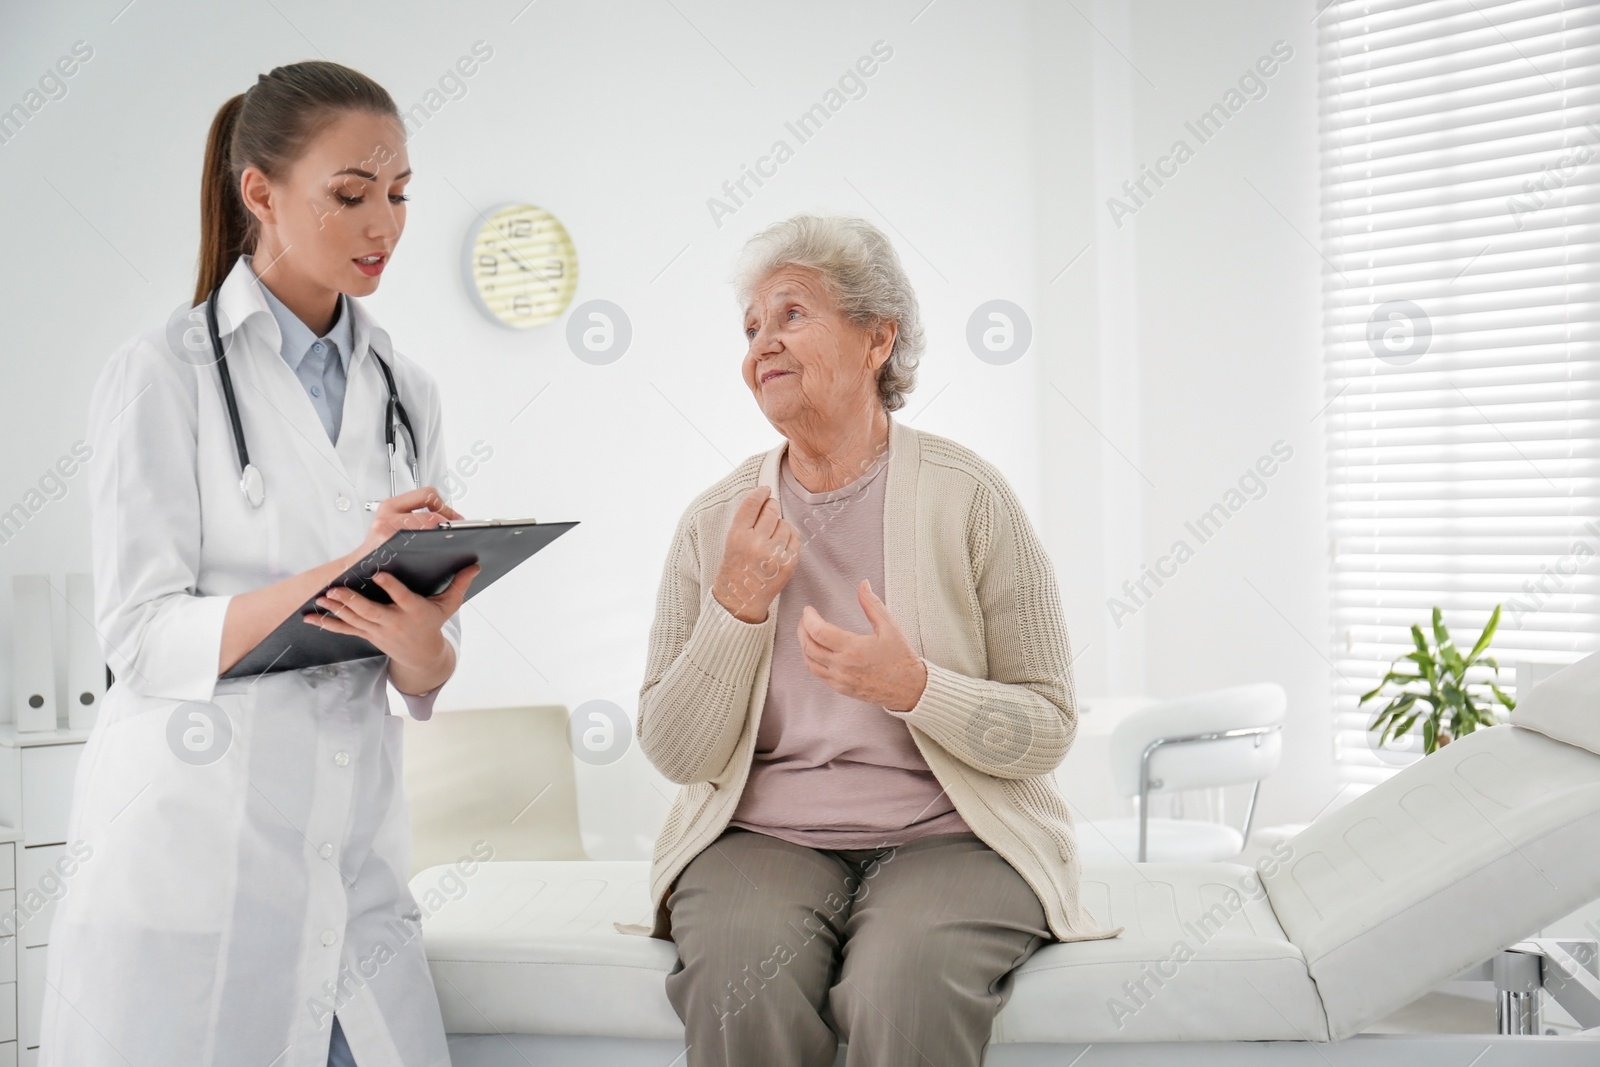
[18,952,41,1053]
[16,850,64,952]
[17,750,76,849]
[0,726,88,1063]
[0,835,22,1065]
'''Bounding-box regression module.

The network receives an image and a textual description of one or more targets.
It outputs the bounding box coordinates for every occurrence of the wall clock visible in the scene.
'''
[462,203,579,328]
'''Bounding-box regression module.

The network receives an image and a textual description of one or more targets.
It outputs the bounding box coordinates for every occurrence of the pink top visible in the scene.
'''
[728,449,971,848]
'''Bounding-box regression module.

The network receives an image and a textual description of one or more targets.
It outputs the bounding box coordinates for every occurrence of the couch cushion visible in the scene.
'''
[416,860,681,1040]
[415,858,1328,1043]
[1001,861,1328,1042]
[1512,648,1600,756]
[1075,817,1245,865]
[401,706,586,878]
[1261,724,1600,1041]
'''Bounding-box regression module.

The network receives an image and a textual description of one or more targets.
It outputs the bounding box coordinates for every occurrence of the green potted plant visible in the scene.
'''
[1361,605,1517,755]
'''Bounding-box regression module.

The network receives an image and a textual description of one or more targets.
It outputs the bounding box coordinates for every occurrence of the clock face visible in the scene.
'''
[463,203,579,329]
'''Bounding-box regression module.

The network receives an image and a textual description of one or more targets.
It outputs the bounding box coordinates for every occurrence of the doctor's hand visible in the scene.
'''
[302,563,481,691]
[306,485,476,694]
[346,486,463,565]
[797,579,927,712]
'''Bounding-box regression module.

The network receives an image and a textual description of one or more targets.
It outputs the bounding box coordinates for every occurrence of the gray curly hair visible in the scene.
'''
[733,215,925,412]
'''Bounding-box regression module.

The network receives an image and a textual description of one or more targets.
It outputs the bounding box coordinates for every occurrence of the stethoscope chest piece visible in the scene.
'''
[240,463,265,509]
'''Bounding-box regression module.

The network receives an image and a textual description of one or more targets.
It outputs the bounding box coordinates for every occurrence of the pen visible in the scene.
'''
[362,501,432,511]
[364,502,481,519]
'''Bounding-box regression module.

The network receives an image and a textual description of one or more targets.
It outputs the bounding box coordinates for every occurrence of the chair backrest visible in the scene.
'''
[402,705,586,877]
[1107,683,1286,798]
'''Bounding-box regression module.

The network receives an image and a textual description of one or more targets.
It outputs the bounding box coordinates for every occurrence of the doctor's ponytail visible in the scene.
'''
[193,62,400,306]
[195,93,249,307]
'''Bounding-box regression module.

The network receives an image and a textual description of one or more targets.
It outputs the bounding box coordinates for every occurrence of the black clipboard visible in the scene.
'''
[219,518,578,680]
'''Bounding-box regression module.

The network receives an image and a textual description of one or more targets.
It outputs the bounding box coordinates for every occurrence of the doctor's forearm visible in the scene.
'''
[217,551,363,675]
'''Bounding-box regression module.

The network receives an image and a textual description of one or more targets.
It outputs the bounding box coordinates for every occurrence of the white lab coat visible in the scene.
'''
[39,256,461,1067]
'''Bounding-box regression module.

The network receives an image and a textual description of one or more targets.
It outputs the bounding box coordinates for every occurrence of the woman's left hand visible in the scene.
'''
[303,565,481,690]
[797,579,928,712]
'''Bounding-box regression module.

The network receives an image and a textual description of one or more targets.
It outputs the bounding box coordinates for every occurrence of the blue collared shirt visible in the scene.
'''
[243,254,352,443]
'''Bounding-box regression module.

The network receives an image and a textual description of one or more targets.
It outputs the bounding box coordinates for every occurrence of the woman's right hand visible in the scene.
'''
[347,486,461,565]
[712,486,800,623]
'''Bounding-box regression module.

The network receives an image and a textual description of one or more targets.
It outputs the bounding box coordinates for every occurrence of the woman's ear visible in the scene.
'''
[868,320,898,371]
[238,164,276,229]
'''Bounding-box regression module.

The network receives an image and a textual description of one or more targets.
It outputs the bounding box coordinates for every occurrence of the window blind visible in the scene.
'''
[1318,0,1600,783]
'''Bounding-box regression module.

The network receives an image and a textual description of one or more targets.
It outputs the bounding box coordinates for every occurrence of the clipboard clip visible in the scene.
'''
[436,517,539,530]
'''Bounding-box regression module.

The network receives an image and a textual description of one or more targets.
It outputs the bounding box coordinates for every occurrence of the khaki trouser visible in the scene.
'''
[665,827,1052,1067]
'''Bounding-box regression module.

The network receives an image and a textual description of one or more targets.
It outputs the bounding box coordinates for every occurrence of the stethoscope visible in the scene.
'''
[204,285,419,508]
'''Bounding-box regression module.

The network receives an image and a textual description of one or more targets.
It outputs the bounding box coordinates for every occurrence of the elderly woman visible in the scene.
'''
[636,215,1119,1066]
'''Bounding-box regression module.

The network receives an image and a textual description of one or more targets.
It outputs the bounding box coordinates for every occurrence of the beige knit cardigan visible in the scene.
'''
[617,415,1123,945]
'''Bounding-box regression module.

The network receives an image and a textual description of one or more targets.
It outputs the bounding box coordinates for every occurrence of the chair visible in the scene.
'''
[401,704,587,877]
[1073,683,1285,864]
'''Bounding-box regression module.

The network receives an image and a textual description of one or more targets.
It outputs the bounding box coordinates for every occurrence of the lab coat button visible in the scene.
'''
[334,751,350,767]
[335,495,351,511]
[319,842,334,859]
[321,928,337,946]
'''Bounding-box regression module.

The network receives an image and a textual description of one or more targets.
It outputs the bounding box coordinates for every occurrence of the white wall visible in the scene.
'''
[0,0,1331,855]
[1043,0,1334,828]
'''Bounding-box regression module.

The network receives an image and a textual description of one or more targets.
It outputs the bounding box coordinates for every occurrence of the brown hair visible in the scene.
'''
[194,61,400,306]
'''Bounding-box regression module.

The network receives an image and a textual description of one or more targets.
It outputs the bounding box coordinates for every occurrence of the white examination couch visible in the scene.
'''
[412,655,1600,1065]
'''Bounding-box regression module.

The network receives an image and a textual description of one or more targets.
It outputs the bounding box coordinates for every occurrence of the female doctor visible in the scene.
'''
[39,62,478,1067]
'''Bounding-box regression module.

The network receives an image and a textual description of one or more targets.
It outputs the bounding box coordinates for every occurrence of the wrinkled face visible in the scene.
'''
[741,266,890,429]
[241,109,410,296]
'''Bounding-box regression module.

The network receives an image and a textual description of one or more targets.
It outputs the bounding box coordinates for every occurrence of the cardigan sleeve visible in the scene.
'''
[884,475,1077,779]
[637,505,775,784]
